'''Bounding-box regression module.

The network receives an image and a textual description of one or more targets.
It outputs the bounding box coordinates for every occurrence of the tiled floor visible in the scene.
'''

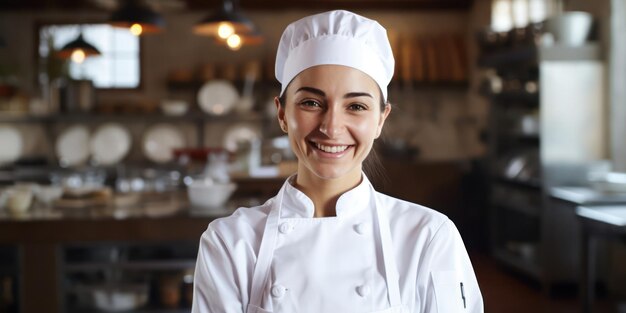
[471,253,622,313]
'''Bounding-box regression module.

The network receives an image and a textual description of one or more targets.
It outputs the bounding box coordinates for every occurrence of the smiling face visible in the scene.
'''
[276,65,391,186]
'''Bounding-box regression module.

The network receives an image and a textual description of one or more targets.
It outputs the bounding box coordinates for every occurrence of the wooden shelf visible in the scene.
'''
[64,260,196,272]
[0,112,265,124]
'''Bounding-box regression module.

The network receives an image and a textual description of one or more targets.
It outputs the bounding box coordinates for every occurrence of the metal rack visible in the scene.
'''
[480,43,606,290]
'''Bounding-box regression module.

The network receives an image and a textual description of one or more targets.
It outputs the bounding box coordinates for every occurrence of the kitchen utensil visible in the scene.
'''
[6,188,33,216]
[197,80,239,116]
[64,79,95,113]
[142,124,186,163]
[0,125,22,165]
[160,99,189,116]
[187,180,236,209]
[544,12,593,46]
[34,185,64,207]
[90,123,132,166]
[91,284,149,312]
[56,125,90,167]
[223,123,261,152]
[158,275,182,308]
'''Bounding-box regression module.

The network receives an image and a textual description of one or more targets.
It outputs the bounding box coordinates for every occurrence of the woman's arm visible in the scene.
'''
[192,226,246,313]
[417,219,484,313]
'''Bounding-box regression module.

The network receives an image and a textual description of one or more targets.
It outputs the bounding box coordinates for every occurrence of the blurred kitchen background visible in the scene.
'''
[1,0,626,312]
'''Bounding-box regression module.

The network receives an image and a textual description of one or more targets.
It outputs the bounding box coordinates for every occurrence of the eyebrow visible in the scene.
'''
[295,86,373,99]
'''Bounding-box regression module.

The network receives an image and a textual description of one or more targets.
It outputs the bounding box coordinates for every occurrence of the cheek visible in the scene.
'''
[351,117,380,144]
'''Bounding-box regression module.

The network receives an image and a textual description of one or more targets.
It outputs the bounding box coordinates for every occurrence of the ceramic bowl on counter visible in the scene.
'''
[33,185,64,210]
[187,179,236,210]
[91,283,149,312]
[544,12,593,46]
[160,100,189,116]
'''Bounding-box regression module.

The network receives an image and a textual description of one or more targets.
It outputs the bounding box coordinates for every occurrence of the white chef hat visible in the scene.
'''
[275,10,395,101]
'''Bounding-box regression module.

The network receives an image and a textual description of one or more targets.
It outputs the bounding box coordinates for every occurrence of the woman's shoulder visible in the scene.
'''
[375,192,451,233]
[204,198,274,243]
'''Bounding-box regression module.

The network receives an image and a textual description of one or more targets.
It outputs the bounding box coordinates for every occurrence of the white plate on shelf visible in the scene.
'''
[56,125,90,167]
[197,80,239,116]
[0,125,23,165]
[223,123,261,152]
[142,124,185,163]
[90,123,132,165]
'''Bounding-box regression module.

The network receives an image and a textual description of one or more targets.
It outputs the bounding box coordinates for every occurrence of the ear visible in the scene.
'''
[375,103,391,139]
[275,96,288,133]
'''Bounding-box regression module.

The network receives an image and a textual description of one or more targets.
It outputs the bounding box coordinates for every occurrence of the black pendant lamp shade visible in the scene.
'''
[194,0,254,36]
[110,0,165,34]
[57,33,101,59]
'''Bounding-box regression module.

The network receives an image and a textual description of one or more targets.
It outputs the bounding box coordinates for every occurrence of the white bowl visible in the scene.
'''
[545,12,593,46]
[160,100,189,116]
[187,182,236,209]
[92,284,149,312]
[34,185,64,205]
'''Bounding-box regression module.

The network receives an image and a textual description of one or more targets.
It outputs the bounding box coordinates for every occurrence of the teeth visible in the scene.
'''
[315,143,348,153]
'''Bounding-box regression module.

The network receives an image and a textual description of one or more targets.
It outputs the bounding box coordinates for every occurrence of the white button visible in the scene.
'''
[271,284,286,298]
[279,222,293,234]
[354,222,367,235]
[356,284,370,297]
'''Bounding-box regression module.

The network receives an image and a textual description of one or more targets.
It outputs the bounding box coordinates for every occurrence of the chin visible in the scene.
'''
[306,164,360,181]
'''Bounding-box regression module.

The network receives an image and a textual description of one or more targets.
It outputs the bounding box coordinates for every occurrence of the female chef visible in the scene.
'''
[192,10,483,313]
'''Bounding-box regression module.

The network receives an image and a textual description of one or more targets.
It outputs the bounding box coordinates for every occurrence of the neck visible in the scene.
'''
[294,167,362,217]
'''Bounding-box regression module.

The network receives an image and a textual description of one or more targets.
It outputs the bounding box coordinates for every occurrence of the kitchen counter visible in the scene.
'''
[0,192,238,313]
[550,186,626,205]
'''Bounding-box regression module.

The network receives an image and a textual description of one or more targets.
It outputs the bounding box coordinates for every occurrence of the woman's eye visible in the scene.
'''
[300,100,321,108]
[348,103,367,111]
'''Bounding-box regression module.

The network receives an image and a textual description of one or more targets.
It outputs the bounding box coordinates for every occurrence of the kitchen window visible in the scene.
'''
[39,23,141,89]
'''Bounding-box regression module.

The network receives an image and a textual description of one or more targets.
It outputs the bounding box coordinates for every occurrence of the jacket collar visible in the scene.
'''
[279,173,373,218]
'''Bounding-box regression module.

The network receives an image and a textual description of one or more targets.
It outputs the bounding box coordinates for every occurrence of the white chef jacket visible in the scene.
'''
[192,174,483,313]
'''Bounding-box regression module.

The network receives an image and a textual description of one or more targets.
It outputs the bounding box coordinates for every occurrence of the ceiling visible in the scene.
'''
[0,0,472,12]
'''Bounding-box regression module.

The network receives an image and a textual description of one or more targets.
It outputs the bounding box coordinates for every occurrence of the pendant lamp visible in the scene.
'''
[57,32,101,64]
[194,0,254,38]
[216,28,264,51]
[110,0,165,35]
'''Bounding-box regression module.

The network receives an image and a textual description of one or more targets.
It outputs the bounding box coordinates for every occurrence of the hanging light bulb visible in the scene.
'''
[226,33,242,50]
[71,49,86,63]
[58,31,101,60]
[110,0,165,35]
[130,23,143,36]
[194,0,254,37]
[215,28,264,49]
[217,22,235,39]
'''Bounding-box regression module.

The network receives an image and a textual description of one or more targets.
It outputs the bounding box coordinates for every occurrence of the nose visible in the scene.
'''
[319,108,345,138]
